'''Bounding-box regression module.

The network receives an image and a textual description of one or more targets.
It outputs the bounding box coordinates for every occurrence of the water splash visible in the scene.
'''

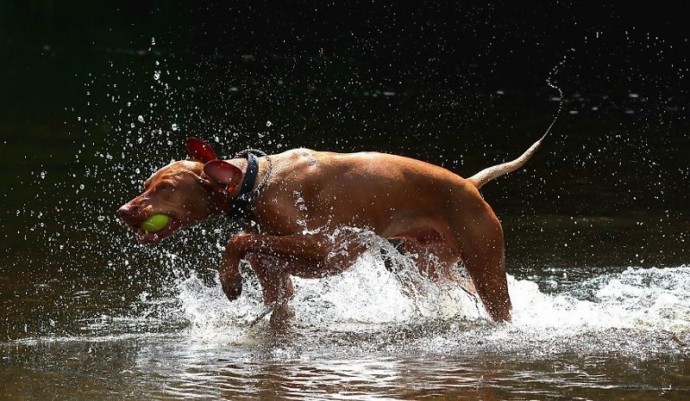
[90,233,689,356]
[172,241,485,344]
[509,266,690,333]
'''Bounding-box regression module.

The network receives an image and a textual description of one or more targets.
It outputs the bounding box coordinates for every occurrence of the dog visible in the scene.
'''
[117,136,545,322]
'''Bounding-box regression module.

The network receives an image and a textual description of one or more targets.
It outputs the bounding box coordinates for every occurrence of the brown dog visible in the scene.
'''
[117,136,545,322]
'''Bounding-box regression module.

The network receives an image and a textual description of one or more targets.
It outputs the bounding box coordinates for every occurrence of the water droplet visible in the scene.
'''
[171,123,179,131]
[266,121,273,127]
[138,115,145,123]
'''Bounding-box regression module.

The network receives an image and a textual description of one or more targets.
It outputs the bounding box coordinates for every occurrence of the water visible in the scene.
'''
[3,237,690,400]
[3,3,690,399]
[4,94,690,399]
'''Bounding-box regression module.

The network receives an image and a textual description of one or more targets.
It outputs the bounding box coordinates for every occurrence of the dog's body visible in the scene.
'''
[118,137,545,322]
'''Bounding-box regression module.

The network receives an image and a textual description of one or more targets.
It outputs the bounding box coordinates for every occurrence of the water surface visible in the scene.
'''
[3,234,690,400]
[2,3,690,399]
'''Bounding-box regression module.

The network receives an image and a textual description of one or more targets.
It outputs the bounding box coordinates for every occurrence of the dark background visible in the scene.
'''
[1,1,689,267]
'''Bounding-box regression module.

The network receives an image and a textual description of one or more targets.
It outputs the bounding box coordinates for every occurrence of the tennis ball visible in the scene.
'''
[140,214,170,233]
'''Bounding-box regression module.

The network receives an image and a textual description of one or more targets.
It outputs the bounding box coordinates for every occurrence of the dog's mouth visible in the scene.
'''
[133,216,182,244]
[117,207,183,245]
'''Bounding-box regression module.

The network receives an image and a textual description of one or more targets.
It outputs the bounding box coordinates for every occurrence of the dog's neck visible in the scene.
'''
[230,152,260,219]
[212,153,269,222]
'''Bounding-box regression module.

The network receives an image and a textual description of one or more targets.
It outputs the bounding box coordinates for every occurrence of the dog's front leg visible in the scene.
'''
[219,234,246,301]
[220,230,369,301]
[218,231,326,302]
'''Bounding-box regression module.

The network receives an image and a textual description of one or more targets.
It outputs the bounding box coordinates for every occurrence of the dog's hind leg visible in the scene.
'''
[400,239,478,300]
[448,205,511,322]
[402,239,461,281]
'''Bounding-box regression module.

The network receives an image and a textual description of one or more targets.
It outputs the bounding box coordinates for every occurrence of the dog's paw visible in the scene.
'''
[221,277,243,301]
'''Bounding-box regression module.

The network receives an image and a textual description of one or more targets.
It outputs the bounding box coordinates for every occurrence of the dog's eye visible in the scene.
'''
[156,182,174,192]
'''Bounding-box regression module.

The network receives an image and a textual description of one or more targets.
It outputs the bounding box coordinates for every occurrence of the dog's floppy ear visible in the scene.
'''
[204,160,243,188]
[186,137,218,163]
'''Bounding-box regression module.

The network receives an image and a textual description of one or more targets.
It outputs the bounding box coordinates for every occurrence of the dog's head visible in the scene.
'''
[116,138,245,244]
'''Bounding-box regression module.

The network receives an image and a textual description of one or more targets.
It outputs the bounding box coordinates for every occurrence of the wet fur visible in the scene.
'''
[118,137,545,322]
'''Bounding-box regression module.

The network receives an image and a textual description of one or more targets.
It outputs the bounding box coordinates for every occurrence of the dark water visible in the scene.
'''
[2,2,690,400]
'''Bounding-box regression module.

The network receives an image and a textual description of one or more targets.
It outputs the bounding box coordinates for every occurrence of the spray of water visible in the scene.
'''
[541,49,573,140]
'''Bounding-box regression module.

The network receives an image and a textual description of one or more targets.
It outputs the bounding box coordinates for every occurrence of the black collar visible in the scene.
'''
[229,152,260,220]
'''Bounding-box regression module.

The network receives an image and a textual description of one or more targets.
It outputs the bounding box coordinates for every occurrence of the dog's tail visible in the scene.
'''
[467,134,546,189]
[468,78,562,189]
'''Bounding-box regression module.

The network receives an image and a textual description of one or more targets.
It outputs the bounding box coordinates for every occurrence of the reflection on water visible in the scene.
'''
[2,243,690,400]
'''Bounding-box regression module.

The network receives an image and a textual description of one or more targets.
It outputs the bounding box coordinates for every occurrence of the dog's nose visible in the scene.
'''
[116,204,130,219]
[116,204,139,226]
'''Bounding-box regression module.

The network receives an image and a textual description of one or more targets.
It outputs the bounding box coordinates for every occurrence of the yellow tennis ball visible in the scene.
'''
[140,214,170,233]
